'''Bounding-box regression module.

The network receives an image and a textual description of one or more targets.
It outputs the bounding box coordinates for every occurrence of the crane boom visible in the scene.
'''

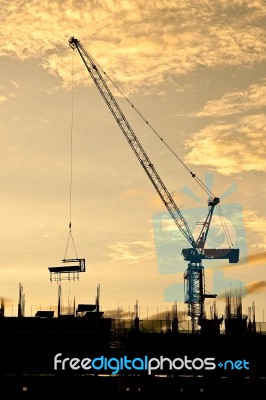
[69,37,198,250]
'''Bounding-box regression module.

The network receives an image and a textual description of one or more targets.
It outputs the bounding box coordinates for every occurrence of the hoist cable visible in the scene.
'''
[64,223,78,259]
[64,52,78,260]
[69,52,74,225]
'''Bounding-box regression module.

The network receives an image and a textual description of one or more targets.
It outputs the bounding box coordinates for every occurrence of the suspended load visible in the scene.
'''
[49,258,86,282]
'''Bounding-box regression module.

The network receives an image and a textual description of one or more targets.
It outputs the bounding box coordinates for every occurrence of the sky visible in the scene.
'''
[0,0,265,323]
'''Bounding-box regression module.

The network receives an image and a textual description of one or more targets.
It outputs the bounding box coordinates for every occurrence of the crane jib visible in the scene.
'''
[69,36,197,250]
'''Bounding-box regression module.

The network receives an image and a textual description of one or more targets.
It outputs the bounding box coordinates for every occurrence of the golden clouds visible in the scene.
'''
[240,252,266,266]
[217,281,266,299]
[185,79,266,175]
[0,79,19,107]
[245,281,266,295]
[243,211,266,250]
[0,95,7,104]
[0,0,265,91]
[185,114,266,175]
[107,239,155,264]
[196,81,266,117]
[222,251,266,270]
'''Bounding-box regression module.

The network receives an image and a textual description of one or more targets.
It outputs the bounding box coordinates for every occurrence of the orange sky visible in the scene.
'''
[0,0,265,322]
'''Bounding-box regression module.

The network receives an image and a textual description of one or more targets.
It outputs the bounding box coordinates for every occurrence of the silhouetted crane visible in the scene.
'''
[69,37,239,332]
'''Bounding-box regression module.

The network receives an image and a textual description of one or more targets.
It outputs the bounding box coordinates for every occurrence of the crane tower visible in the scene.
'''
[69,37,239,332]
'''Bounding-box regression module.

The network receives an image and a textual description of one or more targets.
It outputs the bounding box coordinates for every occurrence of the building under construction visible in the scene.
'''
[0,284,265,399]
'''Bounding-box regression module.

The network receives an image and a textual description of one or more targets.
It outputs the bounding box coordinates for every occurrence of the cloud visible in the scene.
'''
[217,281,266,299]
[245,281,266,295]
[0,79,20,106]
[0,1,265,92]
[0,95,7,105]
[196,80,266,117]
[10,80,19,88]
[243,211,266,250]
[104,308,187,320]
[107,239,154,264]
[184,114,266,175]
[221,251,266,271]
[104,309,131,319]
[148,309,187,320]
[212,213,266,270]
[245,252,266,264]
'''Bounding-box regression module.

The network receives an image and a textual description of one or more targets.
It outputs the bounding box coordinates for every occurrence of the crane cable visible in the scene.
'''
[81,50,234,248]
[88,56,234,247]
[88,55,216,199]
[217,205,234,248]
[64,52,78,260]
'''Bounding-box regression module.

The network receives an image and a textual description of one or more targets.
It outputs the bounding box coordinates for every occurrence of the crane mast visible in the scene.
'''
[69,37,239,332]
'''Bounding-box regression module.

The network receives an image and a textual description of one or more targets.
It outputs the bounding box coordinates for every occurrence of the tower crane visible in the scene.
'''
[69,37,239,332]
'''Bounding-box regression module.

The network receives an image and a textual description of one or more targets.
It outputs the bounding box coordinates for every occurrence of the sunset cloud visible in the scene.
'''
[245,281,266,295]
[220,212,266,269]
[218,281,266,299]
[1,1,265,92]
[196,80,266,117]
[221,251,266,272]
[0,95,7,105]
[243,211,266,250]
[185,114,266,175]
[10,80,19,88]
[108,239,154,264]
